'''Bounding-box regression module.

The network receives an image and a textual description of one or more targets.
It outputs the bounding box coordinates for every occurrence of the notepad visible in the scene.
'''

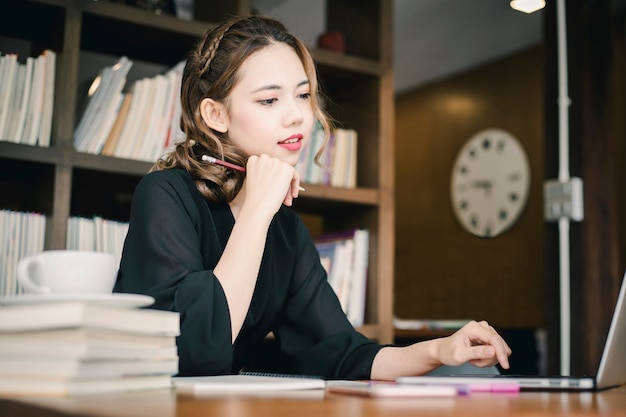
[172,374,326,394]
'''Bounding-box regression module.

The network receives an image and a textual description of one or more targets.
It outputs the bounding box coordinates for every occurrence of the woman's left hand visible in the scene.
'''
[438,320,512,370]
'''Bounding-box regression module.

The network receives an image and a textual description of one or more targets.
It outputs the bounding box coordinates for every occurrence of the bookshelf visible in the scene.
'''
[0,0,395,344]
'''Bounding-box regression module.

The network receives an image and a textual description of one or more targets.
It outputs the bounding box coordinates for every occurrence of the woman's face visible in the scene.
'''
[225,43,314,167]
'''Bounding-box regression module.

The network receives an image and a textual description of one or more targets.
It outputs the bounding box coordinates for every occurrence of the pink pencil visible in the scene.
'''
[201,155,305,191]
[201,155,246,172]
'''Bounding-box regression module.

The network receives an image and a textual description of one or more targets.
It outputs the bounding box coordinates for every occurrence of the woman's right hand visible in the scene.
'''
[244,154,302,216]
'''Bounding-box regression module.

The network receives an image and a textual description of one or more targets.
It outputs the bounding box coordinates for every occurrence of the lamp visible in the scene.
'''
[510,0,546,14]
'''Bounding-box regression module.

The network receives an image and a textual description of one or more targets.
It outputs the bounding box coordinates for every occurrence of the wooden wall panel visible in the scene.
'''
[394,47,545,328]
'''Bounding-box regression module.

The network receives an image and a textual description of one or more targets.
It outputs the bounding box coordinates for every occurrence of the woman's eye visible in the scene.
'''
[258,98,277,105]
[298,92,311,100]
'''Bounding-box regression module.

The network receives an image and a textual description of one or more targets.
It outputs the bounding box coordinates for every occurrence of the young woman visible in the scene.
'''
[114,14,511,379]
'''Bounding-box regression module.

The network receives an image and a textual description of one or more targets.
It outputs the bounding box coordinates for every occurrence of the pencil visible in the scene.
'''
[201,155,305,191]
[201,155,246,172]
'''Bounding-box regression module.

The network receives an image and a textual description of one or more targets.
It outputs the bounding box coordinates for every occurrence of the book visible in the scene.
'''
[315,229,369,326]
[37,49,56,147]
[0,210,45,297]
[0,358,178,380]
[173,374,326,395]
[0,374,172,397]
[0,327,177,360]
[0,301,180,336]
[346,229,369,327]
[100,92,133,156]
[21,53,46,145]
[74,56,132,153]
[330,128,357,188]
[0,54,18,140]
[7,56,33,143]
[113,78,149,158]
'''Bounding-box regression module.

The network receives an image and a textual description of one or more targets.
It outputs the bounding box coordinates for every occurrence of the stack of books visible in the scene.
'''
[0,300,180,396]
[0,209,46,297]
[72,56,185,162]
[297,122,358,189]
[315,229,369,327]
[0,50,56,147]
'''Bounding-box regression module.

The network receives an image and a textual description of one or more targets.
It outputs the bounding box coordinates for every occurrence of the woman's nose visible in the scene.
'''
[284,99,304,126]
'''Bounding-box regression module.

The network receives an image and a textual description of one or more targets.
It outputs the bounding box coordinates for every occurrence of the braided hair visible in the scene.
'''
[152,14,332,202]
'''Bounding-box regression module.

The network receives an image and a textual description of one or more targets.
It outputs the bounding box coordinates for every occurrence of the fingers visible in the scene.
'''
[458,320,512,370]
[246,155,300,208]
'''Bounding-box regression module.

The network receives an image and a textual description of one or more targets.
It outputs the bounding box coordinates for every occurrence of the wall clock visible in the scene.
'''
[450,128,530,238]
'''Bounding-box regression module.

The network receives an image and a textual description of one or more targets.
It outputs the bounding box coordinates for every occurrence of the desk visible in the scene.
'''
[1,386,626,417]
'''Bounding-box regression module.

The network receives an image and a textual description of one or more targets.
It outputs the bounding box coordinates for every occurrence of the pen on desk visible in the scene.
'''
[201,155,306,191]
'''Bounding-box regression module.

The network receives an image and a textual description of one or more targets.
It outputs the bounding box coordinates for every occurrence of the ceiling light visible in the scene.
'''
[510,0,546,14]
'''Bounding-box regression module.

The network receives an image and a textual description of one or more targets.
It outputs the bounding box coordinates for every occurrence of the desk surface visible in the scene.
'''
[1,385,626,417]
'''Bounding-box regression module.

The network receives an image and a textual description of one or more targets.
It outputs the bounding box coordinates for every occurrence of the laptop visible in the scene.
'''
[397,270,626,391]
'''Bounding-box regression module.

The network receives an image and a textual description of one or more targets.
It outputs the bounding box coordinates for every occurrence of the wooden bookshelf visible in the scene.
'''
[0,0,395,344]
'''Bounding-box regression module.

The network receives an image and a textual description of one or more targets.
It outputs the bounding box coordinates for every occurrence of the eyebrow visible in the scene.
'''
[250,79,310,94]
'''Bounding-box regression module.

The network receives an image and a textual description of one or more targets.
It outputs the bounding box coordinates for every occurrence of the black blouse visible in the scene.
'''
[114,168,382,378]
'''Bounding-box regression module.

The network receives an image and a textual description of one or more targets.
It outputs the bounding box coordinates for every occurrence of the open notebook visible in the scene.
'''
[173,373,326,395]
[398,270,626,391]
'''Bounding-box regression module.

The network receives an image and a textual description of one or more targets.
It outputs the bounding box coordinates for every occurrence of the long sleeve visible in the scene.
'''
[114,169,237,375]
[114,168,383,379]
[272,219,382,380]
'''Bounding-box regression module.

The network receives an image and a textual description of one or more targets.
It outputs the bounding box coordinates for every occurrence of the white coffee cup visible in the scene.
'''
[17,250,117,295]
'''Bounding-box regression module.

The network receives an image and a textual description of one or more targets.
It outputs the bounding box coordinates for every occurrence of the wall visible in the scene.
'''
[394,46,545,329]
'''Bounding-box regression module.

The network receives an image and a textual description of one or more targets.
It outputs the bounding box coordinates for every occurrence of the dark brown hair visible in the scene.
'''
[152,14,332,202]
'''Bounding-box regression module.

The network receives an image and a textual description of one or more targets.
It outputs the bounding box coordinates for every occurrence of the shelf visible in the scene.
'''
[0,142,64,166]
[0,0,395,345]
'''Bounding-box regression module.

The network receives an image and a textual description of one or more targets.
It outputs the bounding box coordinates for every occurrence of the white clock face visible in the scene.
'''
[450,128,530,238]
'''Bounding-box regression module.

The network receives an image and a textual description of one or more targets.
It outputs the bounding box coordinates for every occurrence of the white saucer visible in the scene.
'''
[0,293,155,308]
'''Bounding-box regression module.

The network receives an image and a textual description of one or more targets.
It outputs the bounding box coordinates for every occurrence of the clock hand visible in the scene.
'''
[469,180,494,197]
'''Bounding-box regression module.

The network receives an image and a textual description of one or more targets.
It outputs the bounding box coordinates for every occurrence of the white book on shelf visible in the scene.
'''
[305,122,325,184]
[319,129,335,185]
[4,211,21,297]
[7,57,33,143]
[346,229,369,327]
[148,70,178,161]
[74,56,132,153]
[345,129,357,188]
[21,53,46,145]
[80,216,95,251]
[66,216,77,249]
[315,229,369,324]
[25,212,45,284]
[337,238,354,317]
[113,78,149,159]
[324,240,351,314]
[0,54,18,140]
[162,61,185,155]
[101,92,133,156]
[137,74,168,161]
[38,49,56,147]
[86,91,124,154]
[0,210,8,296]
[296,133,310,182]
[124,77,156,160]
[93,216,104,252]
[330,128,347,187]
[73,65,113,151]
